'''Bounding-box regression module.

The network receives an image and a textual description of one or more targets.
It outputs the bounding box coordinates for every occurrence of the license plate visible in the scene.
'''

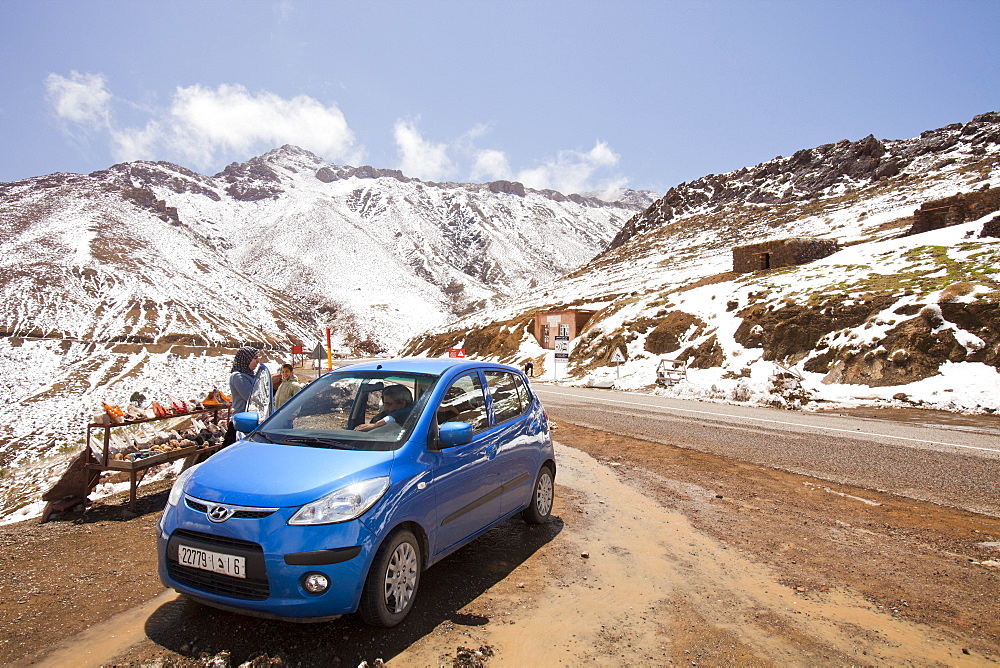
[178,544,246,579]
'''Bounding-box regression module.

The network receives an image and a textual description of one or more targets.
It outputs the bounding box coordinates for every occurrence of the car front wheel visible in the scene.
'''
[522,464,554,524]
[359,528,421,627]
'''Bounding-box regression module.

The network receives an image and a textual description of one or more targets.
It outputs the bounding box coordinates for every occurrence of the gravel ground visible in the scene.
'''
[1,416,999,666]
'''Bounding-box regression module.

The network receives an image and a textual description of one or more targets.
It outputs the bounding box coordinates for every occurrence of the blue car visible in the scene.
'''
[157,358,555,626]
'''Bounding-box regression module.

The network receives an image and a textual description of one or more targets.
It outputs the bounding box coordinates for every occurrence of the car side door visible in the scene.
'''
[429,371,501,557]
[483,370,541,517]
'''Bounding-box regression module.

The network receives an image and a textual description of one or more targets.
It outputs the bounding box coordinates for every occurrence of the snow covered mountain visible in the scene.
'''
[4,113,999,523]
[0,150,650,517]
[403,112,1000,412]
[0,146,650,353]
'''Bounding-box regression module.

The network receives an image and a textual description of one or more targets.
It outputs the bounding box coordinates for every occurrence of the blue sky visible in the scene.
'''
[2,0,998,196]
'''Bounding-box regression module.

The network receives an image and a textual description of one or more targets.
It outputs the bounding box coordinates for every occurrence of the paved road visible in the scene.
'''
[533,383,1000,517]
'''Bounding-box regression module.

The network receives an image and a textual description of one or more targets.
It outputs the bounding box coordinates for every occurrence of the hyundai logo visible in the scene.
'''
[207,504,235,523]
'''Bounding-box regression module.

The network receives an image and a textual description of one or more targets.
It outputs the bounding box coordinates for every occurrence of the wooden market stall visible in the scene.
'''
[86,404,231,513]
[42,403,231,519]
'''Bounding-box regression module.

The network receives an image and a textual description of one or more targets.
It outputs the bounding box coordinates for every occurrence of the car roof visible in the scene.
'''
[333,357,517,376]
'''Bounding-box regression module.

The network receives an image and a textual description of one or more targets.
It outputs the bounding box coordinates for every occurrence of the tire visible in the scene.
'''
[522,464,554,524]
[358,528,421,627]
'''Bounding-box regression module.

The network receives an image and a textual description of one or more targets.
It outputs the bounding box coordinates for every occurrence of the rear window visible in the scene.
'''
[484,370,529,424]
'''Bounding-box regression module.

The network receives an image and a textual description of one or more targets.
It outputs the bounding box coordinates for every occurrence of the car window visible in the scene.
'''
[484,370,527,424]
[253,371,439,451]
[511,373,530,411]
[437,373,489,433]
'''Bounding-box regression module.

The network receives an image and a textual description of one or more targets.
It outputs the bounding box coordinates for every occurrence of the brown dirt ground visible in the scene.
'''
[1,415,998,666]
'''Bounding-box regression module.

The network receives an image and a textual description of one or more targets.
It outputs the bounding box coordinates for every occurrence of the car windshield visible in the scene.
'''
[247,369,440,451]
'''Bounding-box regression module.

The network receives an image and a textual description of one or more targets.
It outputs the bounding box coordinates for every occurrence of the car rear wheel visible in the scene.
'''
[359,528,421,627]
[522,464,554,524]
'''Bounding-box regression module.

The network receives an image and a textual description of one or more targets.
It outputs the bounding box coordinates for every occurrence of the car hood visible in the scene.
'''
[185,441,394,507]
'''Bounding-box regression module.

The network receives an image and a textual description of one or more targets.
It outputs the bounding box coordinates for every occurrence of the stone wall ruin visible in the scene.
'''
[732,237,840,273]
[905,187,1000,236]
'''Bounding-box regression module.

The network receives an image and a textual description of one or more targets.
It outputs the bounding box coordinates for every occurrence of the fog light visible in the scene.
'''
[302,572,330,594]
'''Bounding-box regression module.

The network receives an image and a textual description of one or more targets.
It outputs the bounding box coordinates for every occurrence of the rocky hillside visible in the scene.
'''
[0,146,650,354]
[403,113,1000,411]
[603,112,1000,254]
[0,151,651,494]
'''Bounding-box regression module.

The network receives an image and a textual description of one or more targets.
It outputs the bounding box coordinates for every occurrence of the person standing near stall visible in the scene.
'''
[274,363,304,408]
[223,346,260,446]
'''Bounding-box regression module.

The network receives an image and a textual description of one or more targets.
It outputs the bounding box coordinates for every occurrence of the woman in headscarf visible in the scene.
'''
[223,346,260,446]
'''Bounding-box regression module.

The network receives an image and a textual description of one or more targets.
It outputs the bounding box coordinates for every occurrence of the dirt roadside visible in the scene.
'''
[0,418,998,666]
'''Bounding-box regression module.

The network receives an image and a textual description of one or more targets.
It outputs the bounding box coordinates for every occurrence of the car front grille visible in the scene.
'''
[167,528,270,600]
[185,497,277,520]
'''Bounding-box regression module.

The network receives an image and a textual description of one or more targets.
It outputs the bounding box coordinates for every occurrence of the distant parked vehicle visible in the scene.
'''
[157,358,555,626]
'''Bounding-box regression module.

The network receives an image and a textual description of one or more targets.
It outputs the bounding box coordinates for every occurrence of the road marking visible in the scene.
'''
[536,387,1000,454]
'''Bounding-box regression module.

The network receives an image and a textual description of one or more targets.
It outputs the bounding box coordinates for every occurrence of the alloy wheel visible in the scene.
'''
[383,541,418,613]
[536,470,554,516]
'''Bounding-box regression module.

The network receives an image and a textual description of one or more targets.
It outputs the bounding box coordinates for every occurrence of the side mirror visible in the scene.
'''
[438,421,474,448]
[233,411,261,434]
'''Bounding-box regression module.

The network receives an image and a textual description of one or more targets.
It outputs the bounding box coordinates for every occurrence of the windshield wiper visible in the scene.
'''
[250,432,278,443]
[281,435,356,450]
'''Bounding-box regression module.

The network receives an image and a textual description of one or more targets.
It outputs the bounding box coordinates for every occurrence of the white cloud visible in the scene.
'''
[42,72,628,195]
[393,119,455,182]
[275,0,295,20]
[391,121,625,194]
[159,84,359,168]
[516,141,625,195]
[470,149,513,182]
[594,177,632,199]
[45,74,362,170]
[45,71,112,129]
[111,122,163,164]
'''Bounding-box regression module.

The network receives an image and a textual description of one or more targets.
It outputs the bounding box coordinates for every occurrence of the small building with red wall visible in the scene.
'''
[533,309,596,349]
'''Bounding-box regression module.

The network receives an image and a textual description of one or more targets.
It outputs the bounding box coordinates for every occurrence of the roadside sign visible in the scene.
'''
[448,348,466,358]
[554,336,569,361]
[611,347,627,382]
[553,335,570,382]
[310,343,327,378]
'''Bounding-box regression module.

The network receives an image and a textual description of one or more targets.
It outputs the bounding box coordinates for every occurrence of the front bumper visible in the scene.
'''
[157,497,378,619]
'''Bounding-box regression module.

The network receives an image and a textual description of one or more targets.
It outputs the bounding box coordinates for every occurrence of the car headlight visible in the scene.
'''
[288,477,390,525]
[167,463,202,507]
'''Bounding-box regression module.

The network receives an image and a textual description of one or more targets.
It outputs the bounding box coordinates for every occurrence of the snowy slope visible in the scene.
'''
[4,114,1000,523]
[404,113,1000,414]
[0,170,317,348]
[0,147,646,353]
[0,149,649,519]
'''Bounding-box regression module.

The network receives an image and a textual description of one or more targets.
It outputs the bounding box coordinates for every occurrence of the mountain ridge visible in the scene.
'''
[402,111,1000,408]
[2,114,999,521]
[1,147,650,353]
[603,111,1000,256]
[0,148,648,497]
